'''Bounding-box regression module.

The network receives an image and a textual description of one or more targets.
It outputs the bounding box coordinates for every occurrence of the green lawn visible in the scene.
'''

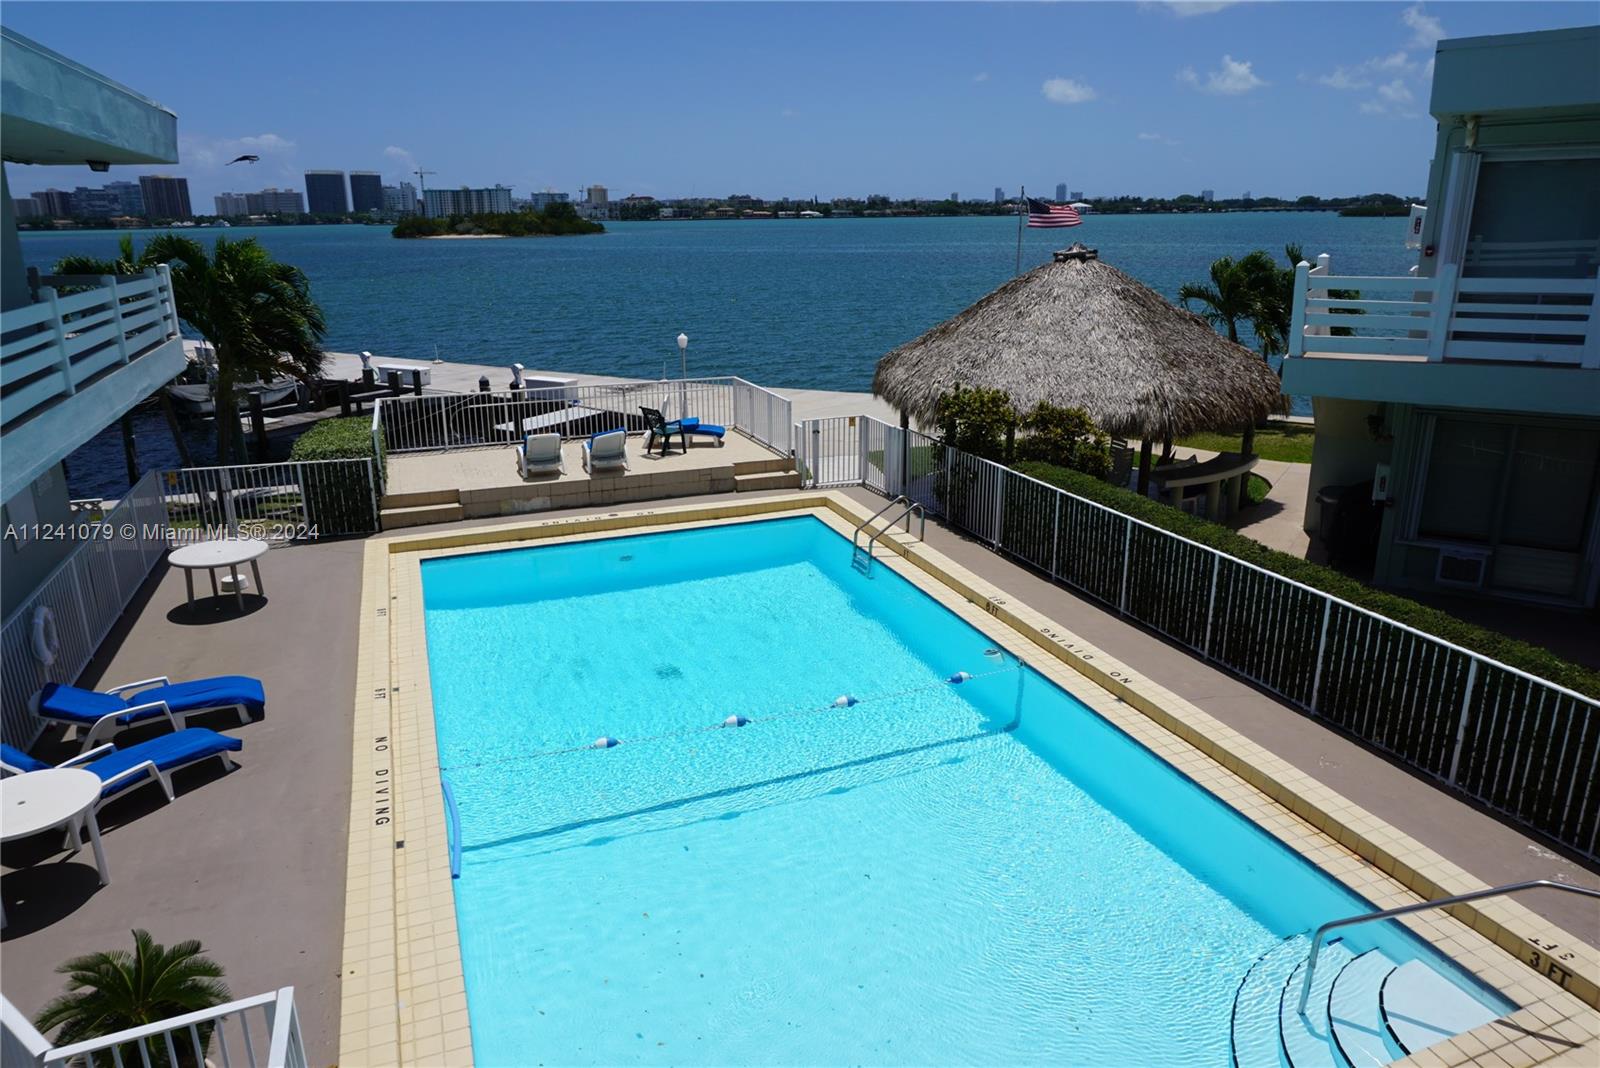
[1175,423,1315,464]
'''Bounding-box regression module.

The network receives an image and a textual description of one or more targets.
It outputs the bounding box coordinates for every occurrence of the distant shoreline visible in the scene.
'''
[415,233,510,240]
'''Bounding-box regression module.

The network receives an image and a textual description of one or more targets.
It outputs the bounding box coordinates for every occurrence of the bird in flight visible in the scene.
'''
[227,154,260,165]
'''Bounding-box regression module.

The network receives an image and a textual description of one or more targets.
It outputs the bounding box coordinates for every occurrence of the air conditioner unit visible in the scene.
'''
[1435,545,1491,589]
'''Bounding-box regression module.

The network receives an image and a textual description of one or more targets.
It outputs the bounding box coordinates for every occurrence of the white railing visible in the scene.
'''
[731,378,793,454]
[160,459,379,541]
[377,375,793,456]
[0,266,182,430]
[1287,253,1599,367]
[0,471,168,750]
[803,414,1600,860]
[2,987,307,1068]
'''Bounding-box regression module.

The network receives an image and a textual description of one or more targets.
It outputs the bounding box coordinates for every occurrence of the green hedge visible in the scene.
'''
[288,417,381,535]
[1012,460,1600,698]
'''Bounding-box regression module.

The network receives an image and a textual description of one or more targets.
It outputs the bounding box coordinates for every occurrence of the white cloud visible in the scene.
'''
[383,145,416,171]
[1041,77,1097,104]
[781,107,799,118]
[972,71,990,83]
[1360,79,1421,118]
[1161,2,1237,15]
[1402,4,1445,49]
[1314,51,1416,90]
[1138,131,1181,146]
[179,132,296,170]
[1178,55,1265,95]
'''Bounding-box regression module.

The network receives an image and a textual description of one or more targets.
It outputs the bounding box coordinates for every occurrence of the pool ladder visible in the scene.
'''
[852,495,926,573]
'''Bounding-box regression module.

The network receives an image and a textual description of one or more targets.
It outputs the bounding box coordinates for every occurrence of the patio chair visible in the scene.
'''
[517,432,566,478]
[583,428,630,474]
[32,675,266,752]
[1,728,243,832]
[641,407,727,455]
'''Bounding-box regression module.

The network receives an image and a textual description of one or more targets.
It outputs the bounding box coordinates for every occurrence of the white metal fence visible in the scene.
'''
[159,458,379,541]
[802,415,1600,860]
[0,471,168,749]
[1,459,380,749]
[377,376,793,456]
[0,987,308,1068]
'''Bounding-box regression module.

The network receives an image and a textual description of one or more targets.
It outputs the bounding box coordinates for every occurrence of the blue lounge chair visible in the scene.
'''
[32,675,266,752]
[640,407,726,456]
[1,728,243,816]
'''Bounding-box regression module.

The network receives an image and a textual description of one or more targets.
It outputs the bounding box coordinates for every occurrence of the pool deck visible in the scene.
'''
[3,485,1597,1066]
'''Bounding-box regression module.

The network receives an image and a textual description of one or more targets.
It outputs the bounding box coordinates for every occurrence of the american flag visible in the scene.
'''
[1027,197,1082,228]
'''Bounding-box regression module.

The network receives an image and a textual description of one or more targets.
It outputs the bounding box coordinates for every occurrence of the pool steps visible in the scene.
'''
[1230,936,1503,1067]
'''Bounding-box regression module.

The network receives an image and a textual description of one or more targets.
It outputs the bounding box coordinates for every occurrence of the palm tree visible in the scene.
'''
[1179,250,1283,455]
[54,235,326,463]
[34,929,230,1067]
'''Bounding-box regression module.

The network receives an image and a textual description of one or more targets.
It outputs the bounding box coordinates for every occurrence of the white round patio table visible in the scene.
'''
[1,768,109,926]
[169,538,268,612]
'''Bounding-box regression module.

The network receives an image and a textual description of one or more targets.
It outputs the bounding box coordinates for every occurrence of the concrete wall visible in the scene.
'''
[1,462,75,619]
[1303,398,1394,533]
[0,169,29,312]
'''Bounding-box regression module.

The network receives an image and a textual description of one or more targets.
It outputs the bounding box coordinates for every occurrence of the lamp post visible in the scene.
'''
[677,332,688,419]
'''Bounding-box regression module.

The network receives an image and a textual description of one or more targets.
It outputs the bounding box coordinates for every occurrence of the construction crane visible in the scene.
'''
[413,168,436,215]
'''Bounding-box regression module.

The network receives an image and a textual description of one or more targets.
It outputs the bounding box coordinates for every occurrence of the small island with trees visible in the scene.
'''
[392,203,604,239]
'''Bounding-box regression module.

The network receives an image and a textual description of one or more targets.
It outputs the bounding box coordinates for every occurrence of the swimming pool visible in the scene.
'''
[420,516,1511,1066]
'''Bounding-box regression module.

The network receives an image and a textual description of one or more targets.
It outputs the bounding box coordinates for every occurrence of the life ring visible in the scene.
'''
[31,605,60,667]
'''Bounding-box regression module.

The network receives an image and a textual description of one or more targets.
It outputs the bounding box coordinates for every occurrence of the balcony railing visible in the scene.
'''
[2,987,307,1068]
[1287,253,1599,368]
[0,265,182,431]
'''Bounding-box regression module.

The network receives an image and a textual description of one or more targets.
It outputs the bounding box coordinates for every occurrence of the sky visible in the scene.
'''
[4,1,1596,207]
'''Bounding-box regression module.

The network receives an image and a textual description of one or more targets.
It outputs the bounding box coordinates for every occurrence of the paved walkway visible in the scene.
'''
[1164,440,1314,557]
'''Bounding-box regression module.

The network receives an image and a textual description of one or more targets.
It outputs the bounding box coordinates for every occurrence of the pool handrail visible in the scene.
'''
[1296,879,1600,1017]
[441,776,463,878]
[853,494,925,565]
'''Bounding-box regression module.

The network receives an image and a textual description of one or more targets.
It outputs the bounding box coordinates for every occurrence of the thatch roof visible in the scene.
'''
[872,245,1286,439]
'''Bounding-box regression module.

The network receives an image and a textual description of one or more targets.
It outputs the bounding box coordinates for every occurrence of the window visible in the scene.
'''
[1462,157,1600,280]
[1415,414,1600,596]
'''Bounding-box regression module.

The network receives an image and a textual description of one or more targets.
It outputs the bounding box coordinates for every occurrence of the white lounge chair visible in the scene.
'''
[583,429,629,474]
[518,432,566,478]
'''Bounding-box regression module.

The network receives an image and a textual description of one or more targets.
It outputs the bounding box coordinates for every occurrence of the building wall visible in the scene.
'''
[137,175,190,220]
[1302,397,1394,533]
[1,463,76,620]
[349,172,382,214]
[1,169,30,312]
[304,171,347,214]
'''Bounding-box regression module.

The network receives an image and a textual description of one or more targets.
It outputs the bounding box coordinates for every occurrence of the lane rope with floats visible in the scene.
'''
[437,658,1023,772]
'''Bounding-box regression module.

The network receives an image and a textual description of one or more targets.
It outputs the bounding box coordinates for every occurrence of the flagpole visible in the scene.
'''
[1015,185,1025,276]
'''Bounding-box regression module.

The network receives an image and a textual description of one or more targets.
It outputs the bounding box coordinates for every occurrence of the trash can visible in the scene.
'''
[1316,481,1379,566]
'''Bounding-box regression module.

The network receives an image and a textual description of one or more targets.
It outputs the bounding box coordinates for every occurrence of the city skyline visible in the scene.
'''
[2,2,1593,208]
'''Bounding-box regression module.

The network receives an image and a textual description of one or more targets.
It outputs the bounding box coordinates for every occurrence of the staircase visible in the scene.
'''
[379,487,463,530]
[732,455,802,492]
[1230,936,1503,1068]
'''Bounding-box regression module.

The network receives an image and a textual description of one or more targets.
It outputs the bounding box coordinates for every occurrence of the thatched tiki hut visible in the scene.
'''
[872,245,1284,491]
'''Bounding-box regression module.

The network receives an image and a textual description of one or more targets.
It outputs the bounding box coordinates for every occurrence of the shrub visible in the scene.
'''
[935,387,1016,462]
[1015,403,1112,479]
[288,417,381,534]
[1012,459,1600,697]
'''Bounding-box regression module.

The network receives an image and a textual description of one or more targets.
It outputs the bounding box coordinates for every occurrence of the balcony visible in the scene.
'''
[0,266,186,501]
[1281,253,1600,417]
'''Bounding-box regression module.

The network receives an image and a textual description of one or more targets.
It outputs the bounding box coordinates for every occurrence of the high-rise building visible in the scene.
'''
[138,175,191,219]
[349,171,383,214]
[214,192,249,216]
[1201,189,1215,202]
[1069,190,1083,201]
[993,186,1004,204]
[12,197,43,219]
[424,185,514,217]
[250,188,305,214]
[584,184,609,205]
[381,182,418,216]
[304,170,348,214]
[103,180,144,215]
[30,188,75,217]
[950,191,959,202]
[528,190,569,211]
[71,186,118,217]
[1055,182,1067,202]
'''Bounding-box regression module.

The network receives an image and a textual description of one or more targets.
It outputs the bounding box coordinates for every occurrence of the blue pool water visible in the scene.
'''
[422,518,1505,1066]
